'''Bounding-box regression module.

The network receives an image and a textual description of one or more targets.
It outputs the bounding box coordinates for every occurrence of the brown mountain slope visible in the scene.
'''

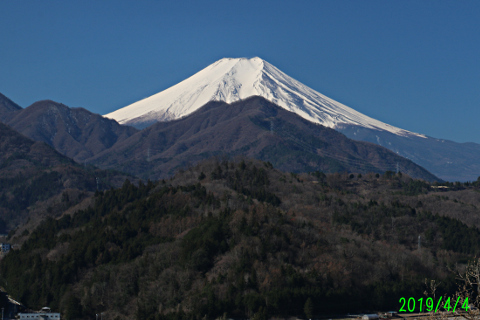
[5,100,138,162]
[90,96,439,181]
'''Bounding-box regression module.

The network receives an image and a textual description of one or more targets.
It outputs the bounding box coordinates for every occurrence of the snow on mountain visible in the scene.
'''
[105,57,425,138]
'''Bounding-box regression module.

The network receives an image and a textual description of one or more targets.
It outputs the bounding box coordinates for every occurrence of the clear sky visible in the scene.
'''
[1,0,479,143]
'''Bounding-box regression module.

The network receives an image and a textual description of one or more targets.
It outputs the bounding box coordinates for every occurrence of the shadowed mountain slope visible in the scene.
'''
[338,124,480,182]
[5,100,138,162]
[0,93,22,123]
[92,96,438,181]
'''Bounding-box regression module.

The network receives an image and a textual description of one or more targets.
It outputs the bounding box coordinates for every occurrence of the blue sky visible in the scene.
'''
[1,0,479,143]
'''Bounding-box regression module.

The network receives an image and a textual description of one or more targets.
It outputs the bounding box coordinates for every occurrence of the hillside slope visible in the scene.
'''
[3,158,480,319]
[4,99,138,162]
[94,96,439,181]
[0,93,22,123]
[0,122,130,230]
[339,124,480,182]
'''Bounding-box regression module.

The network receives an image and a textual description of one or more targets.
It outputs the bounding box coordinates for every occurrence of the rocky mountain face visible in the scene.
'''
[92,96,438,181]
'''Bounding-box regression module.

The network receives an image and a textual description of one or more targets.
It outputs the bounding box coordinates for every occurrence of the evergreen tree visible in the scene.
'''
[304,298,314,319]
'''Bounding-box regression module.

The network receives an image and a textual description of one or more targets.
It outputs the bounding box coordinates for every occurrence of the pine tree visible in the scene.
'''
[304,298,314,319]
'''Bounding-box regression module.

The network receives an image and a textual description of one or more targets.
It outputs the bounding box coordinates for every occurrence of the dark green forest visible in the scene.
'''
[2,159,480,320]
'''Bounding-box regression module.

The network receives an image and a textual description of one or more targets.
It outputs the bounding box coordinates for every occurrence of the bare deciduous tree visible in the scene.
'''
[427,259,480,320]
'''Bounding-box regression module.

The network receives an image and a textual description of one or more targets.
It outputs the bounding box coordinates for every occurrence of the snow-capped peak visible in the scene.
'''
[104,57,425,138]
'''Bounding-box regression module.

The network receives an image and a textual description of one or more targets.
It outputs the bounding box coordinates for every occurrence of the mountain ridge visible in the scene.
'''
[3,99,138,162]
[2,92,436,181]
[0,93,22,122]
[94,96,439,181]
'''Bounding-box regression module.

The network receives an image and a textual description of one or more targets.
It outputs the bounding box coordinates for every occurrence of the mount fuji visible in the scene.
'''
[105,57,480,182]
[105,57,423,138]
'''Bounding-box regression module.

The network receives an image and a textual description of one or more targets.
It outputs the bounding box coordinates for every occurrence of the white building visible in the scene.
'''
[18,307,60,320]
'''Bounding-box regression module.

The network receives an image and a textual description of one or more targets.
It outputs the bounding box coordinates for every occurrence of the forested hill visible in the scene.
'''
[0,122,132,231]
[2,159,480,320]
